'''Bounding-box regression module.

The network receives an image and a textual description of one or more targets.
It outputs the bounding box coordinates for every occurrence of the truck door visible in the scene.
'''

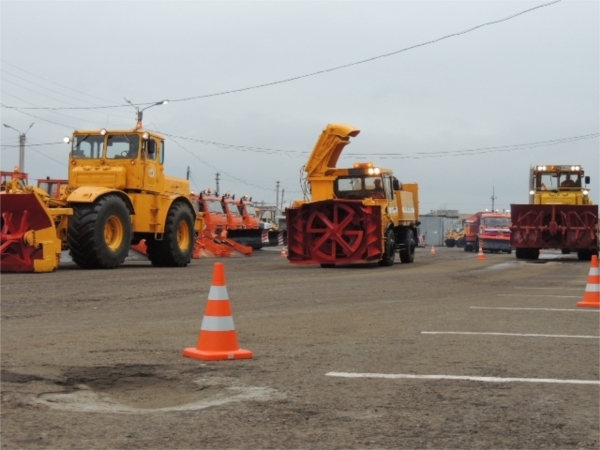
[142,138,159,192]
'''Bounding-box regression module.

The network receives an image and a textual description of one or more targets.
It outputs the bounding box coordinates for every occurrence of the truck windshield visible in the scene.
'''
[536,173,558,190]
[226,202,240,216]
[245,204,257,216]
[72,135,104,159]
[484,218,511,227]
[106,134,140,159]
[205,200,224,214]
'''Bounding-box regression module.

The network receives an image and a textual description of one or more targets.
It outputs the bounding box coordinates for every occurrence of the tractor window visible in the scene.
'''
[245,204,257,216]
[160,141,165,164]
[144,139,157,161]
[72,135,104,159]
[335,177,364,199]
[559,172,581,189]
[536,173,557,190]
[106,134,140,159]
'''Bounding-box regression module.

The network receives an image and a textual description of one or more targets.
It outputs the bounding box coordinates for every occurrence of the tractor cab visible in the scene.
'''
[1,168,29,191]
[530,165,591,205]
[37,177,68,199]
[66,128,169,194]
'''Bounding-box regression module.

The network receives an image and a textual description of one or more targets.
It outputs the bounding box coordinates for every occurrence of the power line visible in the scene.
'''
[1,0,562,111]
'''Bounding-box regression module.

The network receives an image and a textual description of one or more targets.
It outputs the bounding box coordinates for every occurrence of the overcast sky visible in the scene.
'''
[1,0,598,213]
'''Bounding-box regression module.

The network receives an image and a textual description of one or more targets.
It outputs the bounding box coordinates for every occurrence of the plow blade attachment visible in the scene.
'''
[1,193,61,273]
[510,204,598,249]
[226,229,264,250]
[286,200,382,265]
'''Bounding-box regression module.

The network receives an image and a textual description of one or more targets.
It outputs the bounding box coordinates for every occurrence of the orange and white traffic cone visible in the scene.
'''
[577,255,599,308]
[183,262,253,361]
[280,246,288,257]
[430,246,436,255]
[477,243,486,261]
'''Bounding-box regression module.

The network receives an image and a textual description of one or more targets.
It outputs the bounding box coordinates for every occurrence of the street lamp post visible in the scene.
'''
[3,122,34,172]
[124,98,169,129]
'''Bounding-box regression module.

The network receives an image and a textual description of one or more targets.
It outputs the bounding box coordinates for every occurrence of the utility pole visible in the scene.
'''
[280,189,285,210]
[276,181,280,212]
[186,166,190,180]
[3,122,34,172]
[215,172,220,193]
[491,186,497,212]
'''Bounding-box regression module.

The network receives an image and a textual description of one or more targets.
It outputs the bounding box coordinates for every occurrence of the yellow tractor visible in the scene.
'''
[1,126,201,272]
[286,123,419,267]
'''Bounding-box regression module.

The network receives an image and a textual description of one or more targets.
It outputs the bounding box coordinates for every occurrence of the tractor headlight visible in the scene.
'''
[100,128,107,136]
[142,132,150,140]
[529,190,535,195]
[367,168,374,175]
[583,189,589,195]
[63,136,71,143]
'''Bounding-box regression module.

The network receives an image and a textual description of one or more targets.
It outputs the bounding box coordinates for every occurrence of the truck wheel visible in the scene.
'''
[528,248,540,260]
[445,239,456,248]
[577,249,592,261]
[68,195,132,269]
[399,229,415,264]
[147,202,195,267]
[379,228,396,266]
[515,248,526,259]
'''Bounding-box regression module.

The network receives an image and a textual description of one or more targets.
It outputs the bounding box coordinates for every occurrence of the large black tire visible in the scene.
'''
[516,248,540,260]
[147,202,195,267]
[68,195,132,269]
[399,229,415,264]
[445,239,456,248]
[577,249,592,261]
[379,228,396,266]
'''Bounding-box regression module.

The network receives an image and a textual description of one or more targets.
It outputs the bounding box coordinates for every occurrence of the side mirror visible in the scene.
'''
[392,179,400,191]
[585,176,590,185]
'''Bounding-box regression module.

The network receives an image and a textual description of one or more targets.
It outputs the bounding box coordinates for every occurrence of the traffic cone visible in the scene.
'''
[430,246,436,255]
[183,262,253,361]
[280,246,288,257]
[577,255,600,308]
[477,243,486,261]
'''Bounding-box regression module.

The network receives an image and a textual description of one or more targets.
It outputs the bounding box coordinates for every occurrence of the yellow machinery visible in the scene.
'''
[1,126,202,272]
[444,228,466,248]
[510,165,598,260]
[286,123,420,267]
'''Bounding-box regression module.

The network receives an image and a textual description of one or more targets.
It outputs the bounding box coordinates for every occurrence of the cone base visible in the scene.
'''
[577,301,600,309]
[183,347,253,361]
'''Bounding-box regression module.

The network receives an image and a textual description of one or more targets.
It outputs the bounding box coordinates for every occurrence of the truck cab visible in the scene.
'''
[221,193,244,230]
[238,195,260,229]
[195,189,228,234]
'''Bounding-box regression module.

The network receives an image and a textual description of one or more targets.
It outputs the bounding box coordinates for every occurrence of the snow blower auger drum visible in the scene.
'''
[0,193,66,273]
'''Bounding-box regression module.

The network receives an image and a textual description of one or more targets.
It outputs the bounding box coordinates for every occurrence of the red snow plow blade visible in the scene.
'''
[510,204,598,249]
[286,200,382,265]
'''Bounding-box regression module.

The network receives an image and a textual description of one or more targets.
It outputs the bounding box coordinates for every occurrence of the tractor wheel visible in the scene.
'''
[379,228,396,266]
[68,195,132,269]
[515,248,526,259]
[399,229,415,264]
[147,202,195,267]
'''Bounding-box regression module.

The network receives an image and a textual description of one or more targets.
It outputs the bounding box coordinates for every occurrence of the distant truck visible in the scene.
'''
[223,194,264,249]
[464,211,512,253]
[510,165,598,260]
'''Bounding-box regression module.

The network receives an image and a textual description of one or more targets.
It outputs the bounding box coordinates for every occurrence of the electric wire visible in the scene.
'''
[1,0,561,111]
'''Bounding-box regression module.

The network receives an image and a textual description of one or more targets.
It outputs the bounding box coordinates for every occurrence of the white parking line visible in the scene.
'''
[421,331,599,339]
[471,306,598,312]
[326,372,600,385]
[513,287,583,291]
[498,294,581,298]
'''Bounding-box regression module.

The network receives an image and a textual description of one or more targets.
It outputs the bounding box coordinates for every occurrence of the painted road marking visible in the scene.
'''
[326,372,600,385]
[421,331,599,339]
[513,287,583,291]
[498,294,581,298]
[471,306,599,312]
